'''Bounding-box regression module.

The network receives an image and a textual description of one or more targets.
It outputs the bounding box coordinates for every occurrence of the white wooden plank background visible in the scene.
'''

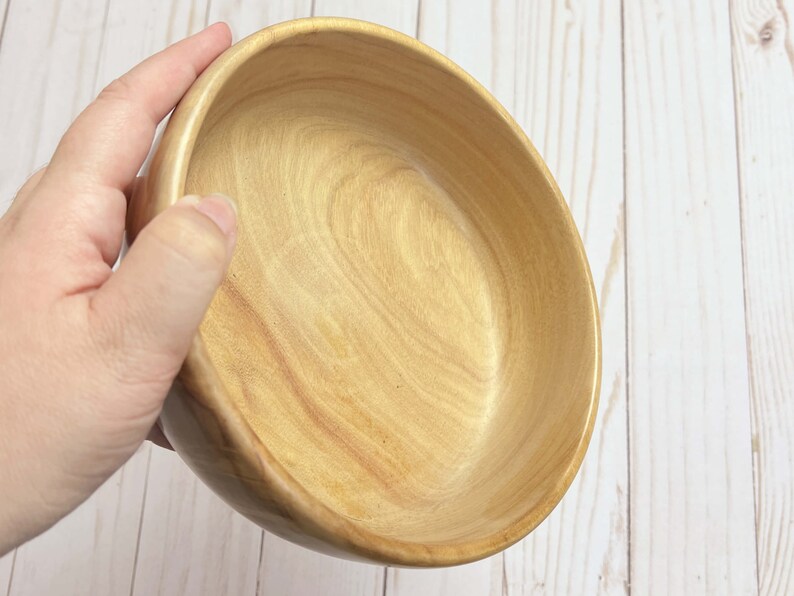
[624,1,758,593]
[730,0,794,594]
[0,0,791,594]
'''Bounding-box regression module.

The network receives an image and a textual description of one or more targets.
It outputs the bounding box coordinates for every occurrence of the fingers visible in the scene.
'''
[45,23,231,197]
[90,194,236,372]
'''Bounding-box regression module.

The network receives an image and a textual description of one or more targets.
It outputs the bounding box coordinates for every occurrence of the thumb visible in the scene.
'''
[91,193,237,371]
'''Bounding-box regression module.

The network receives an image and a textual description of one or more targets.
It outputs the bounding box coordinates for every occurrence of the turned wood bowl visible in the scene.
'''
[128,17,600,567]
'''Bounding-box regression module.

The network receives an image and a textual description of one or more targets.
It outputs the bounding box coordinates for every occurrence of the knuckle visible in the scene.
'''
[98,76,135,104]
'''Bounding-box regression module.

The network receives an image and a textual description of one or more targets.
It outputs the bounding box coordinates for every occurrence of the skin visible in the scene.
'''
[0,23,236,555]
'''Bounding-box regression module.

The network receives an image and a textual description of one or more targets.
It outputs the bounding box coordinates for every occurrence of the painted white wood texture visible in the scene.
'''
[623,0,758,594]
[730,0,794,594]
[0,554,10,596]
[499,1,628,594]
[313,0,418,37]
[0,0,791,594]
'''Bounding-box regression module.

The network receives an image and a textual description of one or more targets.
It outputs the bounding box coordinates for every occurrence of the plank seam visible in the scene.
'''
[726,0,761,593]
[128,447,153,596]
[4,550,17,596]
[619,0,631,593]
[90,0,112,93]
[0,0,11,56]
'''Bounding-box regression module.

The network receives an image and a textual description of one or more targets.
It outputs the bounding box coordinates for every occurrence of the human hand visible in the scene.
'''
[0,23,235,555]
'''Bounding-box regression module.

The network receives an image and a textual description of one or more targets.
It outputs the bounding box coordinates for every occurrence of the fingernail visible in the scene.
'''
[193,193,237,236]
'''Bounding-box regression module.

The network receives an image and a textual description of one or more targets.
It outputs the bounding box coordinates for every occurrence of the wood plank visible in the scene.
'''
[313,0,418,37]
[502,1,628,593]
[386,557,501,596]
[730,0,794,593]
[94,0,207,86]
[0,552,14,596]
[623,1,758,593]
[258,535,384,596]
[131,450,261,596]
[0,0,107,211]
[7,452,148,596]
[209,0,311,39]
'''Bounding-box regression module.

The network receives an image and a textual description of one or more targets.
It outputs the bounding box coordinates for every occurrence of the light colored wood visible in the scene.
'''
[502,0,628,593]
[258,534,384,596]
[407,2,628,593]
[0,552,13,596]
[129,17,600,566]
[209,0,311,39]
[624,1,758,593]
[250,0,418,587]
[0,0,105,210]
[282,0,426,596]
[387,554,502,596]
[313,0,418,37]
[391,0,506,590]
[210,0,399,596]
[95,0,207,83]
[210,0,385,590]
[131,449,262,596]
[730,0,794,593]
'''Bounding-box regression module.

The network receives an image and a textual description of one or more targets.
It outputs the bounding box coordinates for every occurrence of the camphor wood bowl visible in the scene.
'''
[128,17,600,567]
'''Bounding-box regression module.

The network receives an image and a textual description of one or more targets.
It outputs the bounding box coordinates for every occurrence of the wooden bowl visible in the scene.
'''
[128,17,600,567]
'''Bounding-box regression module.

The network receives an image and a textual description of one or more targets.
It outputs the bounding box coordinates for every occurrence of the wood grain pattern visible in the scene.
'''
[730,0,794,594]
[503,1,628,593]
[210,0,312,39]
[0,0,106,210]
[387,553,502,596]
[623,1,758,593]
[0,552,13,596]
[244,0,413,590]
[390,1,506,591]
[129,16,600,567]
[209,0,411,596]
[131,449,262,596]
[258,534,384,596]
[313,0,418,37]
[405,2,628,594]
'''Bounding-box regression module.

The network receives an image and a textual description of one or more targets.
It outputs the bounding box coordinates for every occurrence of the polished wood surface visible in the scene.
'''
[128,17,600,566]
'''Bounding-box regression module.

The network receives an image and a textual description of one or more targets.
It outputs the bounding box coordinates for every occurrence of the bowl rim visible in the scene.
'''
[147,16,602,566]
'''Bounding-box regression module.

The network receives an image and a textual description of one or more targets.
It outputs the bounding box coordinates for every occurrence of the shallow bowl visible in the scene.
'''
[128,17,601,567]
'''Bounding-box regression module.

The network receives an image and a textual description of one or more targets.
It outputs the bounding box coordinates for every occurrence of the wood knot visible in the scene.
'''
[759,20,775,45]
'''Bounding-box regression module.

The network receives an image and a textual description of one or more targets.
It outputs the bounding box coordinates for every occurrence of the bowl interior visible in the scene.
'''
[183,23,598,553]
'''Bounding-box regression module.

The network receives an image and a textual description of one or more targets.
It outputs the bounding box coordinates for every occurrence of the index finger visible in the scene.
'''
[46,23,232,195]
